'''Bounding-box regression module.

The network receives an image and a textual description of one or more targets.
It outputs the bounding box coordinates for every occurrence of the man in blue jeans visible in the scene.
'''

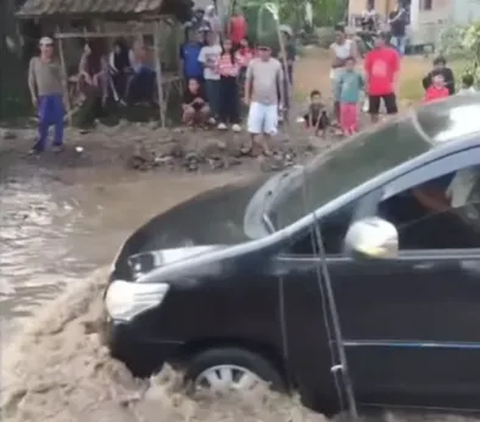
[28,36,67,154]
[388,3,408,55]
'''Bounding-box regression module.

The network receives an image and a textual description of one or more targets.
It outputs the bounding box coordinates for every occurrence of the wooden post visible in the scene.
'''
[56,25,72,126]
[276,25,291,126]
[153,20,166,127]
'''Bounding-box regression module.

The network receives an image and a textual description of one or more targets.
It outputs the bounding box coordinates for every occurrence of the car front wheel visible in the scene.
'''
[185,348,286,394]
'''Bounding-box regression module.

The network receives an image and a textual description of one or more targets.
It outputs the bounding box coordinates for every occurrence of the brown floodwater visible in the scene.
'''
[1,157,478,422]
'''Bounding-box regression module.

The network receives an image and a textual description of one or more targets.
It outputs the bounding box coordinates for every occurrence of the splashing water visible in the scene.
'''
[0,267,328,422]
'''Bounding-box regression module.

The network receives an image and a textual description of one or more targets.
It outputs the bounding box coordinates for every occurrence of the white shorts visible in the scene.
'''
[247,102,278,135]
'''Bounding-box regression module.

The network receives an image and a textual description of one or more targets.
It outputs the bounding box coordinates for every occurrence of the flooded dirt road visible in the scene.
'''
[1,134,478,422]
[0,155,247,332]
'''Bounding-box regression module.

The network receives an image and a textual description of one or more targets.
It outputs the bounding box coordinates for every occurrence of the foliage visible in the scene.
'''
[438,21,480,85]
[437,25,467,60]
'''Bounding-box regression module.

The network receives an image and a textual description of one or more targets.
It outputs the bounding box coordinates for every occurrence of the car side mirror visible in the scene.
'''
[344,217,399,259]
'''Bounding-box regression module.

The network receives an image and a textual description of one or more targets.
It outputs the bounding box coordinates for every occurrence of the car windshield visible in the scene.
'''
[268,113,431,230]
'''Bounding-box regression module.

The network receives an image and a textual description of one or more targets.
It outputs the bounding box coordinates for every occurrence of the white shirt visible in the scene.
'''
[198,44,222,80]
[446,167,480,208]
[457,87,477,95]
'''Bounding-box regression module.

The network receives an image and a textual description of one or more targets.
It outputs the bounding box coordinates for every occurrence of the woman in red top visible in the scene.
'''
[217,39,241,131]
[423,71,449,103]
[229,8,248,49]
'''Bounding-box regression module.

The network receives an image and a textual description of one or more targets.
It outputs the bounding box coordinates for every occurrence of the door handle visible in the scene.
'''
[413,262,434,270]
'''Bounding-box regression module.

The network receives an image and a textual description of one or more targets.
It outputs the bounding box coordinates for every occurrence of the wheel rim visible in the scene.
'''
[194,365,261,393]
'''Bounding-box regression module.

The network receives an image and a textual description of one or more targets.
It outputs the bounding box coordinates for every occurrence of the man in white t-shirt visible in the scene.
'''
[198,31,222,123]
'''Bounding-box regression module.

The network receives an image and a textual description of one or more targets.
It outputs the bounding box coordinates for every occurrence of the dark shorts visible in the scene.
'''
[368,93,398,115]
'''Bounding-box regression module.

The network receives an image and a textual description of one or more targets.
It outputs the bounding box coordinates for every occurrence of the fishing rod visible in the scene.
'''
[260,3,358,419]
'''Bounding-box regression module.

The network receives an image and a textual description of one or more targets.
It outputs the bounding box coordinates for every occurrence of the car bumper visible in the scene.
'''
[106,318,183,377]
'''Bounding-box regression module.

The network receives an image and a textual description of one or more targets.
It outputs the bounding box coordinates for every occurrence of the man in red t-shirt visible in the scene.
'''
[229,8,247,49]
[364,32,400,123]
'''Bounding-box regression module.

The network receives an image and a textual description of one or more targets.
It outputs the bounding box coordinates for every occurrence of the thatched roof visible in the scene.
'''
[16,0,194,20]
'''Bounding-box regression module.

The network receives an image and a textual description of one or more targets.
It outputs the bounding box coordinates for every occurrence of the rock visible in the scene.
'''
[170,143,185,158]
[154,155,174,166]
[1,129,16,140]
[199,138,227,158]
[226,135,243,157]
[207,157,224,170]
[260,154,285,172]
[224,156,242,167]
[147,120,160,130]
[129,141,154,170]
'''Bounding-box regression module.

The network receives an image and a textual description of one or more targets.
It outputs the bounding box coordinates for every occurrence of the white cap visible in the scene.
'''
[39,36,54,46]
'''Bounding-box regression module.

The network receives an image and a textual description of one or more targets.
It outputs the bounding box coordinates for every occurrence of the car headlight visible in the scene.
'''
[105,280,169,321]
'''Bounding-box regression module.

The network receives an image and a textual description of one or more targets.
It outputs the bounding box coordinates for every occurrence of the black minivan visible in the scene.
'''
[105,95,480,415]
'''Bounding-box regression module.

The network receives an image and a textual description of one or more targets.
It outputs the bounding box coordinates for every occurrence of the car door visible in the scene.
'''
[332,149,480,411]
[281,147,480,412]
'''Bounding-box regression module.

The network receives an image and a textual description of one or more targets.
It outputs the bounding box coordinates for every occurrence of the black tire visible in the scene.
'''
[185,347,286,392]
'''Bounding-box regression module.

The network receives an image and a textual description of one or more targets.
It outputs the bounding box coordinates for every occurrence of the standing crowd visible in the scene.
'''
[25,1,477,156]
[307,0,477,139]
[180,6,293,155]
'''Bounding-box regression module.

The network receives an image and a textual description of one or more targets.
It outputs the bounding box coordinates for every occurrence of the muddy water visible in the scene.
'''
[1,163,478,422]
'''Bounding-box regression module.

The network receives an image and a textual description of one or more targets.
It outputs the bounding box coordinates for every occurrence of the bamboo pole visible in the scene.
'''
[275,26,291,126]
[56,25,72,126]
[153,20,166,127]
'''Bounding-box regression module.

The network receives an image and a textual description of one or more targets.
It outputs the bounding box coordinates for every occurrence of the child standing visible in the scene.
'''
[423,70,449,103]
[217,39,242,131]
[458,74,477,95]
[302,90,329,137]
[336,57,364,136]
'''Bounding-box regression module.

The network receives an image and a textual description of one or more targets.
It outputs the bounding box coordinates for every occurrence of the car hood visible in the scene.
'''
[112,175,269,279]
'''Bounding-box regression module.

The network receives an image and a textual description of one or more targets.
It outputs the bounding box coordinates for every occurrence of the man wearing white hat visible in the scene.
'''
[28,36,66,154]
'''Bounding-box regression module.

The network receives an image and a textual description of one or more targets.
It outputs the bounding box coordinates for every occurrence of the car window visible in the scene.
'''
[269,114,431,230]
[378,164,480,250]
[288,201,356,256]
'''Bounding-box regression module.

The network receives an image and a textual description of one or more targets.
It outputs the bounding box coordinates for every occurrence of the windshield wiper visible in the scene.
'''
[262,213,276,234]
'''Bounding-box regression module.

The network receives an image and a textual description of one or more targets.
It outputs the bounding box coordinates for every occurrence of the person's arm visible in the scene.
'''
[392,50,401,91]
[363,52,371,82]
[358,72,365,92]
[349,39,358,60]
[445,68,455,94]
[108,52,117,73]
[244,62,253,103]
[277,62,285,107]
[78,53,93,84]
[335,74,344,101]
[182,91,193,109]
[28,58,37,106]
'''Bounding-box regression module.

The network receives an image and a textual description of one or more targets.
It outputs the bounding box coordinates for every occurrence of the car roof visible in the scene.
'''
[414,93,480,155]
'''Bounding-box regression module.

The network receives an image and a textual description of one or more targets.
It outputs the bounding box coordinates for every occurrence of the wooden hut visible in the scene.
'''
[16,0,194,126]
